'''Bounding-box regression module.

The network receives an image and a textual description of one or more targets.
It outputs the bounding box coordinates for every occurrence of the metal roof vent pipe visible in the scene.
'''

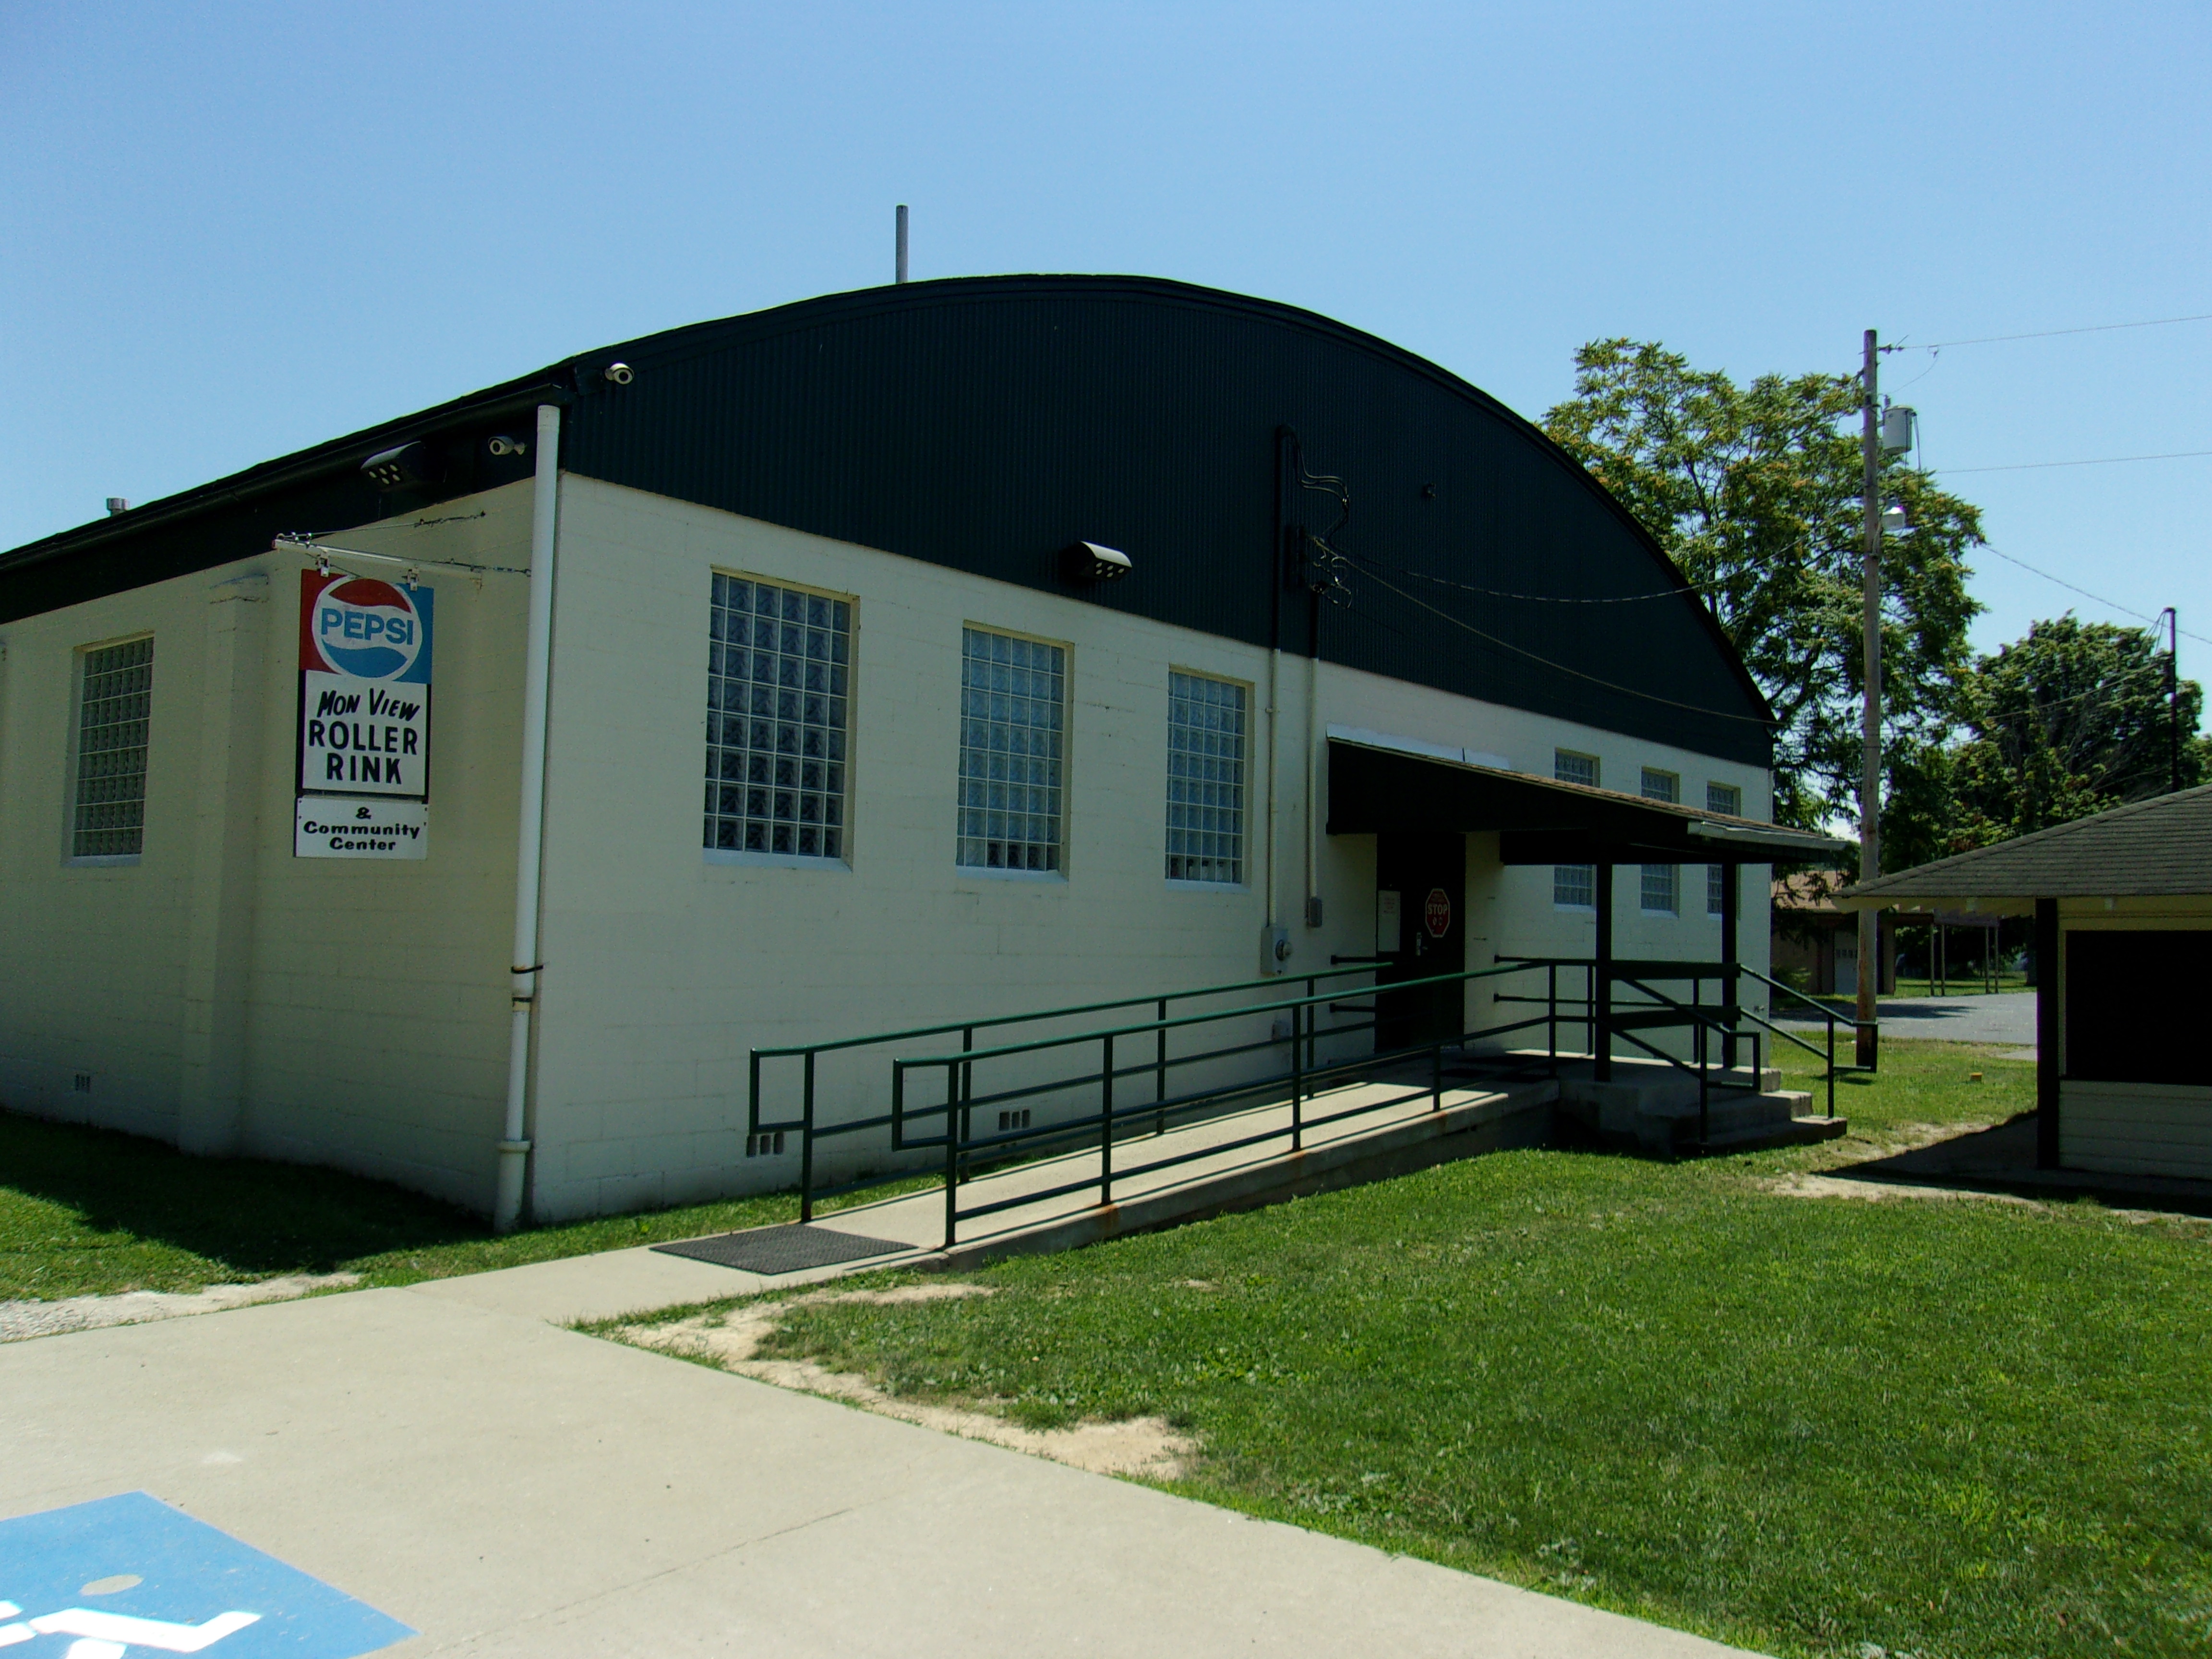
[896,204,909,284]
[105,498,129,516]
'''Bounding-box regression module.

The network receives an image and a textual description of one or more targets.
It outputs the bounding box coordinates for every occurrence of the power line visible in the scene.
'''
[1898,312,2212,350]
[1976,543,2212,647]
[1938,447,2212,476]
[1358,553,1720,605]
[1347,565,1776,726]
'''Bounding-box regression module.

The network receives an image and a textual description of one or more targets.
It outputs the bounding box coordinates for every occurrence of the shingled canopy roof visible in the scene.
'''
[1838,784,2212,914]
[1325,732,1845,865]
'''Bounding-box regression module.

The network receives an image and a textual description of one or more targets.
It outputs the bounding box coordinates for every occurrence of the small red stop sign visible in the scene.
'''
[1423,887,1452,939]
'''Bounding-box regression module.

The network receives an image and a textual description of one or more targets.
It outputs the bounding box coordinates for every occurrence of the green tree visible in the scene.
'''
[1949,614,2208,845]
[1543,339,1984,839]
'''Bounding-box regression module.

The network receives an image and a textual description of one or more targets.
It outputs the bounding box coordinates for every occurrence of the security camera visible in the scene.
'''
[604,362,634,385]
[487,435,528,457]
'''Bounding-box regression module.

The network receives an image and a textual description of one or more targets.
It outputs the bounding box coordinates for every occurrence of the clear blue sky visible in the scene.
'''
[5,1,2207,674]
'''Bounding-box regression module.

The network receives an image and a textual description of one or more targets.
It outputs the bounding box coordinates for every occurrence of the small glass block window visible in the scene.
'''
[1640,768,1679,914]
[1554,750,1598,907]
[957,627,1066,872]
[72,637,154,859]
[1553,862,1594,908]
[704,574,851,859]
[1166,672,1247,883]
[1706,782,1742,915]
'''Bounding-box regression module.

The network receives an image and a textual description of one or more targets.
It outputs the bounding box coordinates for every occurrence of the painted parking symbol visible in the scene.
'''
[0,1493,411,1659]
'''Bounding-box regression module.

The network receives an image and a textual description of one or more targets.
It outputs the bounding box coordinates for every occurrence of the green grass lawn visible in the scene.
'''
[625,1043,2212,1659]
[0,1107,824,1301]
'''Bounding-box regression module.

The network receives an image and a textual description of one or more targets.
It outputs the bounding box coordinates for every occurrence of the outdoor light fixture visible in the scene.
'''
[1058,541,1132,585]
[1881,502,1910,537]
[361,441,442,491]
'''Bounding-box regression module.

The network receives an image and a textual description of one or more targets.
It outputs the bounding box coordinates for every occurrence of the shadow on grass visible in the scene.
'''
[1822,1108,2212,1219]
[0,1106,491,1277]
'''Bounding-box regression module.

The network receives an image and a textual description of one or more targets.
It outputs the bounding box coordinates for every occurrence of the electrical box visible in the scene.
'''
[1881,405,1916,456]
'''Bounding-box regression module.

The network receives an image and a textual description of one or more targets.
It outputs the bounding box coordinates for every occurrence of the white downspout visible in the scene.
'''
[494,401,562,1232]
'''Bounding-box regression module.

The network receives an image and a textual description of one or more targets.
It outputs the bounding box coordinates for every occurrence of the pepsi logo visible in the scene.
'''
[313,578,423,680]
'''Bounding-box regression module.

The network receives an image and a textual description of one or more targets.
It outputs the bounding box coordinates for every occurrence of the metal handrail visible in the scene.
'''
[748,960,1386,1216]
[887,959,1554,1249]
[1493,954,1844,1135]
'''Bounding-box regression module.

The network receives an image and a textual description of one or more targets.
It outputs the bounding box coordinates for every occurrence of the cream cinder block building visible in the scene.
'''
[0,276,1818,1223]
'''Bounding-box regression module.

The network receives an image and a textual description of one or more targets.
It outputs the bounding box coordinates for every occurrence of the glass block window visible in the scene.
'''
[1165,672,1247,883]
[1706,782,1742,915]
[1553,749,1598,907]
[1640,767,1679,914]
[704,574,850,859]
[957,626,1065,872]
[72,637,154,859]
[1553,862,1594,909]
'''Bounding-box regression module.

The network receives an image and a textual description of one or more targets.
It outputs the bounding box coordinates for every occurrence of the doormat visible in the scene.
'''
[652,1224,912,1275]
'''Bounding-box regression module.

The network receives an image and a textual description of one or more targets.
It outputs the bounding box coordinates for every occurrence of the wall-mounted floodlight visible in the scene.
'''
[1881,404,1917,456]
[1058,541,1132,585]
[361,441,442,491]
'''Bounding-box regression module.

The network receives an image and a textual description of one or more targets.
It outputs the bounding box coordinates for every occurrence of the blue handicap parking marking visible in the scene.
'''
[0,1492,412,1659]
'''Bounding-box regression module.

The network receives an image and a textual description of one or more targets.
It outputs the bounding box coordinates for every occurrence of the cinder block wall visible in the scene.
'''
[529,479,1772,1220]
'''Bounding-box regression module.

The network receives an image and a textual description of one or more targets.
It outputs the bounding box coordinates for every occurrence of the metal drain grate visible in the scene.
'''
[651,1224,911,1275]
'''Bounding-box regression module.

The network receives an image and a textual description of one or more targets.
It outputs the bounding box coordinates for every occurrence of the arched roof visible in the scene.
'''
[0,275,1772,764]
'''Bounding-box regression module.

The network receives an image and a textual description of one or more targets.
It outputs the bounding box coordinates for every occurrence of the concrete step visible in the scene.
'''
[1693,1112,1850,1153]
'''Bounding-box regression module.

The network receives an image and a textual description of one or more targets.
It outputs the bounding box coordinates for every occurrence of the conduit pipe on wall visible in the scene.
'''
[494,402,563,1232]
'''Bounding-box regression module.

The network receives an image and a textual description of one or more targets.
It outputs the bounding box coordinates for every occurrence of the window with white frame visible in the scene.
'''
[1553,749,1598,907]
[1640,766,1679,914]
[704,574,851,859]
[1165,671,1246,883]
[72,637,154,860]
[957,626,1065,872]
[1706,781,1742,915]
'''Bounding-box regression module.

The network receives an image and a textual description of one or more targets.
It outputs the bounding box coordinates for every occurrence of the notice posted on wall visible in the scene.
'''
[295,568,434,859]
[296,796,429,859]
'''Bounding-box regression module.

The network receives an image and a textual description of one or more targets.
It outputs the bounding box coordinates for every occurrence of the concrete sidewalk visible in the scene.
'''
[3,1252,1765,1657]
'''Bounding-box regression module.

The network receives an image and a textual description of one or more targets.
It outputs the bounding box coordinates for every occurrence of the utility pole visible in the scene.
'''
[1856,330,1882,1068]
[2162,606,2181,793]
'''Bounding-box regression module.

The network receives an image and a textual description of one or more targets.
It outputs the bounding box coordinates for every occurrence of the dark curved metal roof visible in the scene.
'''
[0,274,1772,765]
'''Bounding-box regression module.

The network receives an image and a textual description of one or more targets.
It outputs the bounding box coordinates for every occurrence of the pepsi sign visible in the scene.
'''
[300,575,431,685]
[296,570,435,851]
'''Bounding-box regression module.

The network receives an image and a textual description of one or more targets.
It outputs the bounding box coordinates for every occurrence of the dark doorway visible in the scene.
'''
[1375,832,1467,1049]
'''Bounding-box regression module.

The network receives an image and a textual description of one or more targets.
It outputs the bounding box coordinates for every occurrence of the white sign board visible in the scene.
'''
[296,569,434,857]
[296,797,428,859]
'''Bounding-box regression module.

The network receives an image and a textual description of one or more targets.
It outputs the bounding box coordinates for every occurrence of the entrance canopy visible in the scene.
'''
[1325,731,1845,865]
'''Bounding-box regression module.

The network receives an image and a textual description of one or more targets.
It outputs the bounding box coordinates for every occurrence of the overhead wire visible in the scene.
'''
[1938,447,2212,476]
[1894,312,2212,351]
[1345,562,1777,726]
[1358,552,1723,605]
[1974,544,2212,646]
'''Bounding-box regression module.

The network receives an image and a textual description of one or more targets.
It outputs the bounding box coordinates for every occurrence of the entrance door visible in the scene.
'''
[1375,832,1467,1050]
